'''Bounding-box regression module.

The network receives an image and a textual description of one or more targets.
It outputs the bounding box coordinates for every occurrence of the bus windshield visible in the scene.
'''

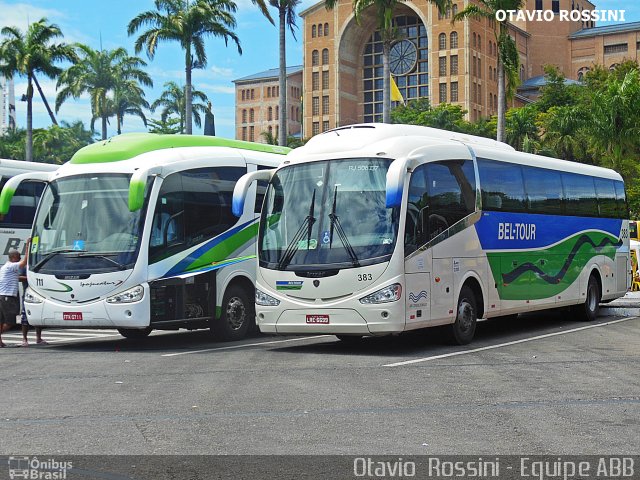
[259,158,399,270]
[30,174,147,274]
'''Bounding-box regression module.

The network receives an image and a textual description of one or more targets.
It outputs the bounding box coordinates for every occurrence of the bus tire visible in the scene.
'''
[118,327,152,339]
[448,286,477,345]
[573,274,600,322]
[213,285,255,341]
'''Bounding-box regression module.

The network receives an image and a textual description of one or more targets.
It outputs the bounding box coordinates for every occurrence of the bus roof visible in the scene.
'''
[286,123,514,163]
[69,133,290,165]
[0,158,59,176]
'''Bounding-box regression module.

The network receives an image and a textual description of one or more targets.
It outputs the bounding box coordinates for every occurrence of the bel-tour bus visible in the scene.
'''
[0,158,58,261]
[0,134,289,340]
[232,123,629,345]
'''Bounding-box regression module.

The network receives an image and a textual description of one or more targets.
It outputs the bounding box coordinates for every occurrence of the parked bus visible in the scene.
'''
[0,158,58,261]
[232,124,629,345]
[0,135,289,340]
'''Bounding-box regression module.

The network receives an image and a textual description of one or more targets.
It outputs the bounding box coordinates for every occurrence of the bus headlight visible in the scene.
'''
[359,283,402,304]
[256,288,280,306]
[106,285,144,304]
[24,288,44,304]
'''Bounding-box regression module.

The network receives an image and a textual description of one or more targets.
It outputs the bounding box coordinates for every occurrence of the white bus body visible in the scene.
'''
[0,136,288,340]
[233,124,629,344]
[0,159,58,261]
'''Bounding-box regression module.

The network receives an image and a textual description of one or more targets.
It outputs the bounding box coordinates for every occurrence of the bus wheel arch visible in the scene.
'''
[460,275,485,320]
[212,275,256,341]
[573,268,602,322]
[447,284,478,345]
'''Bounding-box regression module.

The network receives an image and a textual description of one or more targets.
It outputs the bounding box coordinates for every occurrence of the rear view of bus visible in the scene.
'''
[233,124,629,344]
[0,135,288,340]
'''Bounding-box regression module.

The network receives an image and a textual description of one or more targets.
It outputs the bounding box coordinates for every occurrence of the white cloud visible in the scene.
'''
[199,83,235,94]
[207,65,235,79]
[0,2,65,31]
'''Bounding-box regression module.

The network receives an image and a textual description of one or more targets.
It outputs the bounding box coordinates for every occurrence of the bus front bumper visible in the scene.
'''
[257,304,405,336]
[25,293,150,329]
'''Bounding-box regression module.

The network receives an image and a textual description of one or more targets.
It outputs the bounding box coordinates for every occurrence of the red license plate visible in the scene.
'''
[306,314,329,324]
[63,312,83,321]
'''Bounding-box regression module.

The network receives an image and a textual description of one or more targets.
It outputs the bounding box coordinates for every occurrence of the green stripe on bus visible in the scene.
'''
[70,133,290,164]
[487,231,619,301]
[184,223,260,273]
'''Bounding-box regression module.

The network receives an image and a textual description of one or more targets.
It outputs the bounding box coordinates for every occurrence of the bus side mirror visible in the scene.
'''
[0,171,53,215]
[232,169,274,217]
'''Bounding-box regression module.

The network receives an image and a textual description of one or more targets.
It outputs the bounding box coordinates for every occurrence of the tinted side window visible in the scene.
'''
[478,159,526,212]
[149,172,185,263]
[425,160,476,230]
[614,180,628,219]
[594,178,617,218]
[0,180,45,228]
[405,165,428,252]
[182,167,244,245]
[254,165,273,214]
[562,173,598,217]
[523,166,564,215]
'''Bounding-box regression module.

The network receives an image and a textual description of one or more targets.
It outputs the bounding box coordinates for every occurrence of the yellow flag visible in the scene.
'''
[391,75,404,104]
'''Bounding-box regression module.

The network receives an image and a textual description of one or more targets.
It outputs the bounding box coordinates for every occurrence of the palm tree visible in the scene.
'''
[151,81,209,133]
[264,0,301,146]
[56,45,152,140]
[0,18,76,161]
[505,105,538,151]
[324,0,448,124]
[453,0,524,142]
[128,0,245,135]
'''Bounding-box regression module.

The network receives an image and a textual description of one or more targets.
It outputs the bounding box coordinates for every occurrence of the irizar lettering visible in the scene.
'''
[498,222,536,241]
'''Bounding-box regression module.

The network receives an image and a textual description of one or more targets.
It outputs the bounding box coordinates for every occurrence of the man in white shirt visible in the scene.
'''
[0,240,30,348]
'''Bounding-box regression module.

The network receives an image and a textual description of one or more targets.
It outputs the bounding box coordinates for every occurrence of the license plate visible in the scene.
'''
[63,312,83,321]
[306,314,329,324]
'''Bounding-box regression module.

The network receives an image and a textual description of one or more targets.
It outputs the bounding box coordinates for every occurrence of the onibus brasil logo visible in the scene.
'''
[7,456,73,479]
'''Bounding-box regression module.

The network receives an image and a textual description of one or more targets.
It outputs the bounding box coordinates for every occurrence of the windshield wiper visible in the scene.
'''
[328,186,360,267]
[76,253,127,270]
[277,189,316,271]
[31,248,80,272]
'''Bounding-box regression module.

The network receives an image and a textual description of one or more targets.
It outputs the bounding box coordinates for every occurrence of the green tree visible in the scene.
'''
[537,105,586,162]
[56,45,152,140]
[147,117,183,134]
[390,98,432,125]
[505,105,538,151]
[0,18,76,161]
[454,0,524,142]
[588,69,640,178]
[128,0,242,135]
[265,0,301,146]
[536,65,581,113]
[325,0,448,124]
[151,81,209,133]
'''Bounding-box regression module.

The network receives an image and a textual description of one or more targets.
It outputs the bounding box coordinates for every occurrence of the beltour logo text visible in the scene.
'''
[496,9,626,22]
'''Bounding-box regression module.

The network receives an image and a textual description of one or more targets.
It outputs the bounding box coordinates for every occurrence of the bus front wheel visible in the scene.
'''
[118,327,152,339]
[573,274,600,322]
[448,286,477,345]
[213,285,255,341]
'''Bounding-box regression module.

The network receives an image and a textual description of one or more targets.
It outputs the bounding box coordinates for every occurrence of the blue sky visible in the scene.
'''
[1,0,638,140]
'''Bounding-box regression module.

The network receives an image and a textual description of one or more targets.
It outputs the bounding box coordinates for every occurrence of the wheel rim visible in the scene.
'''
[587,283,598,312]
[226,296,246,331]
[457,300,475,333]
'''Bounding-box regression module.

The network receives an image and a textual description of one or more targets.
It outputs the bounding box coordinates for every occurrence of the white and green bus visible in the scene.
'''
[0,158,58,261]
[232,124,629,344]
[0,135,288,340]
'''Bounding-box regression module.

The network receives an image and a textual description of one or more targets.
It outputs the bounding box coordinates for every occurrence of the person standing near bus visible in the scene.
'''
[0,240,30,347]
[19,265,46,346]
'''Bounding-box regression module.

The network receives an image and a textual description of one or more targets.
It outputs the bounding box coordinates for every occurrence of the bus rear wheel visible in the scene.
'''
[118,327,152,339]
[212,285,255,342]
[447,286,477,345]
[573,274,600,322]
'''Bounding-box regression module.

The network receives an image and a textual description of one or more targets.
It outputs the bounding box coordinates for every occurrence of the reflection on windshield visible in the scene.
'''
[30,174,146,273]
[259,158,399,270]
